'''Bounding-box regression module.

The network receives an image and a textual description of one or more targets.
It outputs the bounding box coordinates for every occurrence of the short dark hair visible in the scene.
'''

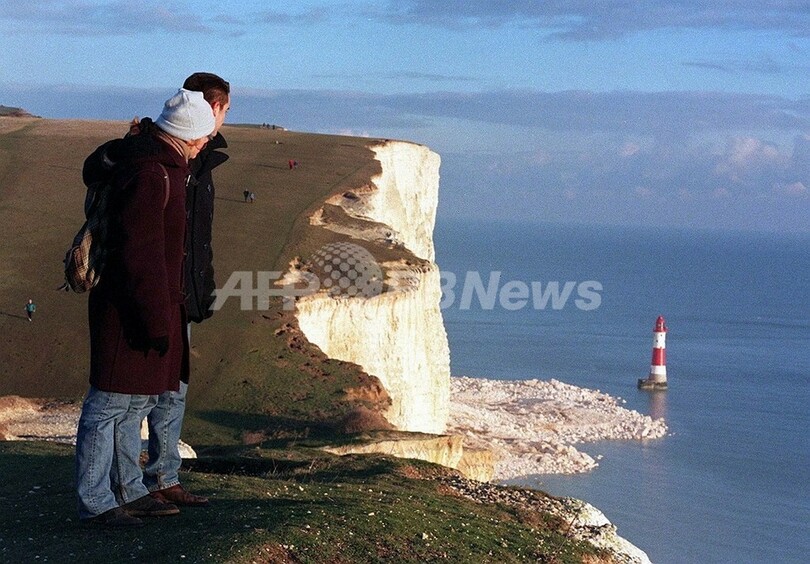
[183,72,230,107]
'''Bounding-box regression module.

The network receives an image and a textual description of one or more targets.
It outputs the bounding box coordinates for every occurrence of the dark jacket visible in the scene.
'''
[185,133,228,323]
[83,121,228,325]
[87,135,190,395]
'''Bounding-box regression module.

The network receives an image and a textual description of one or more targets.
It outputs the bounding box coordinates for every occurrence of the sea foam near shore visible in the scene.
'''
[447,376,668,479]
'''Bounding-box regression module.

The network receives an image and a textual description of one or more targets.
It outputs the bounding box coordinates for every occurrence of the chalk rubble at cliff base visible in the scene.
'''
[447,376,668,479]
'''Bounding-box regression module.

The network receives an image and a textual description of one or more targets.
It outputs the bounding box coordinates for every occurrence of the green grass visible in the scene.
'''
[0,442,599,563]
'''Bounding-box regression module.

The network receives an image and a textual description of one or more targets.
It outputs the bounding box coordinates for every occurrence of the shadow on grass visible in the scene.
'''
[185,449,402,486]
[0,310,28,320]
[214,195,249,204]
[187,410,405,483]
[0,441,310,562]
[192,409,342,447]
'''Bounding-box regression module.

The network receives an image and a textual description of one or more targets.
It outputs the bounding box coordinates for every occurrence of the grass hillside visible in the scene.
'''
[0,441,603,563]
[0,116,393,444]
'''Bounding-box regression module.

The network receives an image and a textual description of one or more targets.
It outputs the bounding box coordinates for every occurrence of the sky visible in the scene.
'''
[1,1,809,233]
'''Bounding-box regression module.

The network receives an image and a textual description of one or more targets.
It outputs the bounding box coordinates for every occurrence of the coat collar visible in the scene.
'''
[208,132,228,151]
[190,132,229,178]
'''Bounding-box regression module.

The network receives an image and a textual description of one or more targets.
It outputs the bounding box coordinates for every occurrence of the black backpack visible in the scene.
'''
[60,154,169,293]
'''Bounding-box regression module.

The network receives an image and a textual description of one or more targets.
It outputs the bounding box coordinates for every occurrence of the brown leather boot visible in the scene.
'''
[150,484,209,507]
[84,507,144,527]
[122,495,180,517]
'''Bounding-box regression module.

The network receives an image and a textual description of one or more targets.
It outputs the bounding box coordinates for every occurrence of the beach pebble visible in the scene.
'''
[448,376,667,479]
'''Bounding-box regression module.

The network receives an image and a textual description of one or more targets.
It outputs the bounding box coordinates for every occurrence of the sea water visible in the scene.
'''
[434,218,810,564]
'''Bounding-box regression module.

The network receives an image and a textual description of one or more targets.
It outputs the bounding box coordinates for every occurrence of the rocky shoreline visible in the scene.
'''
[447,376,668,479]
[0,396,79,443]
[1,376,668,481]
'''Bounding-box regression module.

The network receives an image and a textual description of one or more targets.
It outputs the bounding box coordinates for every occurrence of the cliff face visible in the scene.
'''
[295,141,450,434]
[362,143,440,262]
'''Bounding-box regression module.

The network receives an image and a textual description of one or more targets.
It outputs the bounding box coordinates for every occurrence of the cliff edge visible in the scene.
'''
[296,141,450,434]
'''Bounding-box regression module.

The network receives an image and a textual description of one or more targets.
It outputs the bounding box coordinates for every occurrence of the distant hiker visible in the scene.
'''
[249,191,256,203]
[75,88,215,527]
[243,189,250,202]
[288,159,294,170]
[25,299,36,321]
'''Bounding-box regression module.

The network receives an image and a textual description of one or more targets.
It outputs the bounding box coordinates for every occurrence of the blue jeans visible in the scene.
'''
[75,386,156,520]
[143,381,187,491]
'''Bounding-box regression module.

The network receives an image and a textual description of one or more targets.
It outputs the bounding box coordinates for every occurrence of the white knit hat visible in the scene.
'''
[155,88,215,141]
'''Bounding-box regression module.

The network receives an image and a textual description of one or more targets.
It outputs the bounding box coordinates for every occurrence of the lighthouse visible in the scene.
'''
[638,315,668,390]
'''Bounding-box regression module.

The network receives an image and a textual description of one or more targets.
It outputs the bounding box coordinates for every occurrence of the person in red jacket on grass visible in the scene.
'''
[75,88,215,528]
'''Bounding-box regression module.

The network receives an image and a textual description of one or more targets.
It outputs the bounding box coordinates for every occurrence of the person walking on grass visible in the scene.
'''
[25,299,36,321]
[75,88,215,527]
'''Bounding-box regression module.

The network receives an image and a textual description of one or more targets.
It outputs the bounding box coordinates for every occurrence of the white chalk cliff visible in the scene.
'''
[295,141,450,434]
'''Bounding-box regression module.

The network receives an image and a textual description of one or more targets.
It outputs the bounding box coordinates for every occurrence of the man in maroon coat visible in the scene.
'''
[75,88,215,527]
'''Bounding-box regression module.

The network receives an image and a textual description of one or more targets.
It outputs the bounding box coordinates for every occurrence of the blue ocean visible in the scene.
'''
[434,218,810,564]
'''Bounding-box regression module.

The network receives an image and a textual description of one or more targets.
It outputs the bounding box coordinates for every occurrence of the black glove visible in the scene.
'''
[202,295,216,320]
[149,336,169,357]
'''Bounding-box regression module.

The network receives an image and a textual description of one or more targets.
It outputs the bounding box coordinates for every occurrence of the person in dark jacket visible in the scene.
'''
[75,88,215,527]
[25,299,36,321]
[144,73,230,508]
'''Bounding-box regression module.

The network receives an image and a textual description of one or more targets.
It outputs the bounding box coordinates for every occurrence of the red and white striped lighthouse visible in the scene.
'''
[638,315,668,390]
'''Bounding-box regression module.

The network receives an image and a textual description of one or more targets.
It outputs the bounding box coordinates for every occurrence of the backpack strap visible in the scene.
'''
[157,163,170,210]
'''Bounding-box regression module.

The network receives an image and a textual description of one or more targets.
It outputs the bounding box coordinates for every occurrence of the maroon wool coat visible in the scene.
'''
[88,137,190,395]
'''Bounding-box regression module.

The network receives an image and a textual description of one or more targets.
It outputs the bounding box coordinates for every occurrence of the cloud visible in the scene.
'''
[773,181,808,197]
[27,86,786,144]
[5,81,808,231]
[0,0,214,35]
[682,57,787,75]
[620,142,641,157]
[725,136,782,166]
[254,7,330,26]
[7,1,810,46]
[377,1,810,40]
[380,90,809,134]
[229,88,810,138]
[677,188,693,200]
[334,128,372,138]
[312,71,479,84]
[388,71,478,83]
[714,136,786,181]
